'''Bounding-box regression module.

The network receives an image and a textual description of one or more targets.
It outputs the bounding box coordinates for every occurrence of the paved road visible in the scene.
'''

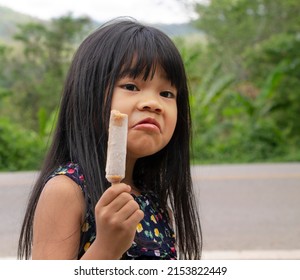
[1,163,300,259]
[192,163,300,259]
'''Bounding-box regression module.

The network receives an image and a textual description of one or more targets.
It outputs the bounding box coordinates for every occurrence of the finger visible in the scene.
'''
[98,184,131,207]
[124,209,144,228]
[116,199,141,221]
[106,192,135,213]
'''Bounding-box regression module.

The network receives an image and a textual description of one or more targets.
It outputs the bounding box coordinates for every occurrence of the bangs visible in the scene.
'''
[114,25,184,89]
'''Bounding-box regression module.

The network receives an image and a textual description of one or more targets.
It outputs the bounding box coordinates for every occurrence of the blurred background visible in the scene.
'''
[0,0,299,259]
[0,0,300,169]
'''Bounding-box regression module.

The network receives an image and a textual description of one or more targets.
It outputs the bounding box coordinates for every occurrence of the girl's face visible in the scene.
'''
[111,65,177,160]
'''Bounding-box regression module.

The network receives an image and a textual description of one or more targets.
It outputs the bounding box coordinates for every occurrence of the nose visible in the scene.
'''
[138,95,163,114]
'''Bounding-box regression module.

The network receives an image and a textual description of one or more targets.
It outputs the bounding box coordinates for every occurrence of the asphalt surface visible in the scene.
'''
[1,163,300,259]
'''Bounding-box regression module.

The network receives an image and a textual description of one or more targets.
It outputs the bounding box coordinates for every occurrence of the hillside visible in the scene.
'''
[0,5,44,44]
[0,5,203,44]
[153,22,201,37]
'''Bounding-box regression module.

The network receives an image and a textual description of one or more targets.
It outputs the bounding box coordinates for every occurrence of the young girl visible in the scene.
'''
[18,18,202,260]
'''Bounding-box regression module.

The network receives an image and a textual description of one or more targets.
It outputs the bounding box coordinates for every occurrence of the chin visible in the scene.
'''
[127,133,171,159]
[128,148,160,159]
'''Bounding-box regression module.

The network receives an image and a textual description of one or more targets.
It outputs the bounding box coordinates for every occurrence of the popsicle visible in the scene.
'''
[105,110,128,184]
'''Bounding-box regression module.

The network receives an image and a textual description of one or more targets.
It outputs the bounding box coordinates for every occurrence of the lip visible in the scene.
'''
[133,117,161,132]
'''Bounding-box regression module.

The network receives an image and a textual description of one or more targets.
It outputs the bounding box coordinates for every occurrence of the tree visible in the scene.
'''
[186,0,300,162]
[193,0,300,79]
[8,14,93,130]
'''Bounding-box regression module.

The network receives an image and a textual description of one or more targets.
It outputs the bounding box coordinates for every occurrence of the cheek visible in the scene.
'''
[111,88,127,112]
[111,93,121,111]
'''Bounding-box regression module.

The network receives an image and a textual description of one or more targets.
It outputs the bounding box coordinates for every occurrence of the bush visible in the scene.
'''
[0,118,46,170]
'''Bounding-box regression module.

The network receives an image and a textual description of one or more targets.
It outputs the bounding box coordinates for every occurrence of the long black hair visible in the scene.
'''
[18,18,202,259]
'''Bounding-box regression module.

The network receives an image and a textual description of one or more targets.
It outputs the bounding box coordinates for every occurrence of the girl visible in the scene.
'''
[18,18,202,260]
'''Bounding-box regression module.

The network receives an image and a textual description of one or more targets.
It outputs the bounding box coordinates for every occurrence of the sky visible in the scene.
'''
[0,0,204,24]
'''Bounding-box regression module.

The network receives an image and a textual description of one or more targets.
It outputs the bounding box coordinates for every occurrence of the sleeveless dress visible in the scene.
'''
[47,162,177,259]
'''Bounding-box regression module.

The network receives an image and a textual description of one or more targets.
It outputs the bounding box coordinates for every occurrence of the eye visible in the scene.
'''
[160,91,176,99]
[122,83,139,91]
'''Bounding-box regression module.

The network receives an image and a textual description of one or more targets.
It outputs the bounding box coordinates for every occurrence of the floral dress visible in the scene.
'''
[47,162,177,259]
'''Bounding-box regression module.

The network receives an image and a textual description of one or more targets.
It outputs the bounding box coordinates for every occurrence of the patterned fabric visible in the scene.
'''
[47,162,177,260]
[123,192,176,259]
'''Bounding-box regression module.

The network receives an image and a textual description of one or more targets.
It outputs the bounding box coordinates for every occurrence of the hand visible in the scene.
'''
[92,183,144,259]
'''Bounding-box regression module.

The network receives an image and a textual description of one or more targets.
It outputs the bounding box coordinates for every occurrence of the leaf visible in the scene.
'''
[202,74,234,107]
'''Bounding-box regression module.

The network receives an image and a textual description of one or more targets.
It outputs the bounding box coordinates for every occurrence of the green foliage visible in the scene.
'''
[0,5,40,44]
[0,14,92,170]
[5,14,92,131]
[193,0,300,78]
[1,4,300,170]
[188,60,289,163]
[243,33,300,142]
[38,107,58,138]
[0,118,45,170]
[183,0,300,163]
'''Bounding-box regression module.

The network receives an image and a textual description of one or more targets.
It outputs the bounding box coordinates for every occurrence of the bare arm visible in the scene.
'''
[32,175,85,259]
[32,176,144,260]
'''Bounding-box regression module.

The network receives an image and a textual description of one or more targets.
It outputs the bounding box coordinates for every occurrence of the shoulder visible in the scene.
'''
[43,174,82,194]
[32,175,86,259]
[36,174,85,225]
[42,174,85,210]
[44,162,87,200]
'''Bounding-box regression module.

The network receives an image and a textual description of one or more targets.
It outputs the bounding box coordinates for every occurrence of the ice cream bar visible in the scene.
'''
[105,110,128,184]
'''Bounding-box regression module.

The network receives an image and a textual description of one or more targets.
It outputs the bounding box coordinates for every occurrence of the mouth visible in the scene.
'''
[133,117,161,132]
